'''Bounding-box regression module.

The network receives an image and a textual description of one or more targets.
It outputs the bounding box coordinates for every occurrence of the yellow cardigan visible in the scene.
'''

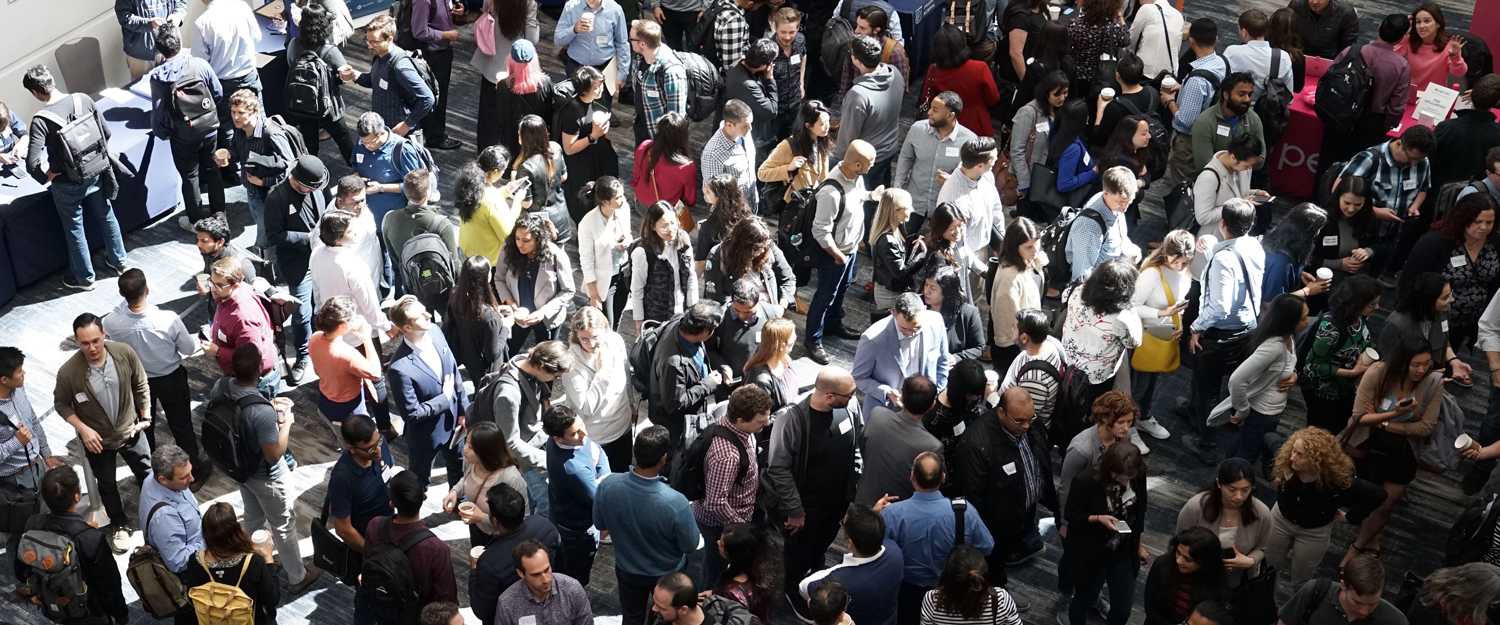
[459,186,524,263]
[757,140,830,203]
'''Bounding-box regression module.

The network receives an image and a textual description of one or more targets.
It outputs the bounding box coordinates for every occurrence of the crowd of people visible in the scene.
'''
[5,0,1500,624]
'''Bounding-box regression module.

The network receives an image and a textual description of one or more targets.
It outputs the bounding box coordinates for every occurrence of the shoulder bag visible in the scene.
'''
[1130,269,1181,372]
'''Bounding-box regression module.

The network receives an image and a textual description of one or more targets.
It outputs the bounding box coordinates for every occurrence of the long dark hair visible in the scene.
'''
[1263,203,1328,266]
[945,357,989,418]
[467,421,518,472]
[449,255,499,321]
[790,100,834,160]
[1410,2,1452,52]
[924,264,969,321]
[721,218,774,280]
[639,200,686,256]
[933,24,972,70]
[295,4,335,49]
[1395,272,1449,323]
[1441,193,1499,246]
[502,213,557,277]
[998,217,1042,270]
[933,545,995,619]
[453,163,487,223]
[647,112,693,170]
[1246,293,1306,350]
[1095,440,1144,486]
[203,502,256,559]
[1155,527,1231,602]
[1080,258,1137,315]
[492,0,530,40]
[1328,276,1382,329]
[1267,8,1305,65]
[706,174,750,231]
[1033,71,1070,117]
[1375,336,1434,401]
[1047,100,1090,169]
[717,523,782,613]
[1321,176,1376,246]
[1032,22,1073,77]
[1100,114,1149,174]
[925,203,964,259]
[513,115,555,181]
[1198,458,1260,525]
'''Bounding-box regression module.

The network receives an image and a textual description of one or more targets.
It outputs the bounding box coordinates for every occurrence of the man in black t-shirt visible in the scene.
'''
[1277,555,1407,625]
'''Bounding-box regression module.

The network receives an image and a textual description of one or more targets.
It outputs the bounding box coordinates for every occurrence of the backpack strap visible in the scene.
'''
[394,526,437,553]
[144,501,170,547]
[952,498,966,546]
[710,425,751,484]
[1303,577,1333,625]
[1266,47,1282,94]
[229,553,253,588]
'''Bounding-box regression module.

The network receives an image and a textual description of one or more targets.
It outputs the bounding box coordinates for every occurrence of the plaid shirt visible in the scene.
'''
[839,35,909,99]
[691,416,759,526]
[713,0,750,69]
[356,48,436,130]
[635,46,690,138]
[0,390,52,478]
[1339,141,1431,235]
[700,129,758,211]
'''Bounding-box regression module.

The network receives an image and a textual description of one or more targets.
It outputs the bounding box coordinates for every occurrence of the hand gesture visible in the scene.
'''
[1224,547,1255,570]
[1189,332,1203,354]
[1351,248,1370,262]
[709,371,724,385]
[76,423,103,454]
[653,6,665,21]
[442,375,455,398]
[1301,272,1331,296]
[1449,36,1468,57]
[784,515,806,534]
[872,494,899,513]
[1276,372,1299,392]
[590,119,609,139]
[442,29,460,42]
[869,185,885,202]
[1342,256,1363,273]
[789,156,807,172]
[1373,206,1402,222]
[443,491,458,513]
[44,457,64,469]
[935,170,950,186]
[885,389,904,409]
[1453,359,1474,384]
[203,341,219,357]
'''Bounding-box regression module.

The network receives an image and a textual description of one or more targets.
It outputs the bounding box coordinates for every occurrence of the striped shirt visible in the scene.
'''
[919,588,1022,625]
[0,390,52,477]
[1000,337,1066,423]
[635,47,689,138]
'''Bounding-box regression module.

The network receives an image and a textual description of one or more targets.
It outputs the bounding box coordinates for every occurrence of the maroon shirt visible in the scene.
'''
[363,517,458,604]
[209,285,277,375]
[1333,42,1411,129]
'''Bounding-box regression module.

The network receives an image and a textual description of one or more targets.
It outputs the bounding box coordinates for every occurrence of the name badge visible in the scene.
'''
[1035,121,1050,134]
[945,147,960,157]
[1216,124,1231,137]
[789,54,802,65]
[217,329,228,342]
[355,153,364,163]
[1003,462,1017,476]
[74,392,88,404]
[1082,151,1092,166]
[378,78,389,90]
[952,421,966,437]
[838,418,852,434]
[596,35,609,45]
[289,203,299,214]
[1443,319,1450,332]
[1403,178,1417,190]
[1323,235,1338,246]
[646,89,660,98]
[1452,255,1468,268]
[520,617,537,625]
[381,463,401,483]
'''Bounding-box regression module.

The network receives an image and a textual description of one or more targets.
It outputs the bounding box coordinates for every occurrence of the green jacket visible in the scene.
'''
[382,203,462,265]
[1189,104,1266,174]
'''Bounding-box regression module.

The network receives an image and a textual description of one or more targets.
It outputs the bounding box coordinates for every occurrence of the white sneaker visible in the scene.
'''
[1137,416,1171,440]
[108,527,131,554]
[178,215,196,232]
[1129,426,1151,455]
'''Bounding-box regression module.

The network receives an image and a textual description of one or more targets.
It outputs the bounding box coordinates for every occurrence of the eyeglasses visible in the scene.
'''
[209,281,232,291]
[825,390,855,400]
[350,438,382,454]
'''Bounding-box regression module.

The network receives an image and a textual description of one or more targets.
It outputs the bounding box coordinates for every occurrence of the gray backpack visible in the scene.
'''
[16,520,93,622]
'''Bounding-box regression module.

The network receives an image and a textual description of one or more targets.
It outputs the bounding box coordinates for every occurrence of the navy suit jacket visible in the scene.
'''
[388,326,469,449]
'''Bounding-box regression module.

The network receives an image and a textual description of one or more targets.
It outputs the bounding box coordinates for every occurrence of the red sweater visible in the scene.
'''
[209,286,277,375]
[920,60,1002,137]
[632,140,698,208]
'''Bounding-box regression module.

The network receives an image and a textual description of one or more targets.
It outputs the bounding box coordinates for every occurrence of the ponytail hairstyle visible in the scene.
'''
[933,544,994,619]
[578,176,625,208]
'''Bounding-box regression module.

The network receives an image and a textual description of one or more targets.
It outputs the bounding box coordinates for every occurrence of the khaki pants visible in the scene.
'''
[1264,503,1333,591]
[126,56,156,81]
[1166,131,1196,188]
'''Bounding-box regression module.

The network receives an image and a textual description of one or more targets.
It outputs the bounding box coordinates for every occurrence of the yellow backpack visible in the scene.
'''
[187,552,255,625]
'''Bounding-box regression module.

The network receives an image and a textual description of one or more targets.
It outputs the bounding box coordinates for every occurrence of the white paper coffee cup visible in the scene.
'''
[1101,88,1116,100]
[1316,267,1333,281]
[470,546,486,568]
[1456,433,1476,450]
[1161,76,1178,90]
[1361,347,1380,366]
[252,530,269,544]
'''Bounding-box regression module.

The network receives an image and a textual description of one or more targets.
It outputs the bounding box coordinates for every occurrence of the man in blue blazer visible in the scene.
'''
[851,292,950,418]
[387,295,468,488]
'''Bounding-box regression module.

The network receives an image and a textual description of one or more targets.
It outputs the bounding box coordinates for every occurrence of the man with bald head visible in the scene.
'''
[806,139,885,365]
[765,366,865,621]
[881,451,995,625]
[954,387,1055,606]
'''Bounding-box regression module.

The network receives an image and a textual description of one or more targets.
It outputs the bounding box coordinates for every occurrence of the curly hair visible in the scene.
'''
[1090,390,1139,427]
[452,163,487,223]
[706,174,751,232]
[1271,427,1353,488]
[721,217,774,281]
[1441,193,1498,246]
[502,213,557,278]
[1080,0,1125,26]
[1080,257,1137,315]
[296,4,336,49]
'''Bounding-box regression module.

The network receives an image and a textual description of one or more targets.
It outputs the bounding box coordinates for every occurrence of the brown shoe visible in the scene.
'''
[288,564,323,595]
[863,280,875,293]
[795,296,809,315]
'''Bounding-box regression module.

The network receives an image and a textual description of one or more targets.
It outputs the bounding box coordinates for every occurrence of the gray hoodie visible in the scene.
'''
[834,64,903,161]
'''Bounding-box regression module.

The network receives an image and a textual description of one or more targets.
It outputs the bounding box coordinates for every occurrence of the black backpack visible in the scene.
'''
[1315,43,1373,135]
[669,51,723,123]
[628,316,675,394]
[1254,49,1293,146]
[285,48,335,120]
[1447,491,1500,565]
[200,393,269,484]
[32,94,111,183]
[778,179,845,267]
[1432,178,1486,225]
[391,49,443,108]
[265,114,310,158]
[1116,88,1170,180]
[1040,206,1107,292]
[686,0,735,68]
[671,424,749,501]
[168,72,220,143]
[358,517,433,625]
[398,230,457,312]
[466,365,513,425]
[1014,356,1064,424]
[821,15,855,79]
[389,0,434,52]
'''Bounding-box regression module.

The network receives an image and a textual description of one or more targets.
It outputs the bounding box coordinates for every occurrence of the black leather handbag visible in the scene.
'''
[311,463,363,585]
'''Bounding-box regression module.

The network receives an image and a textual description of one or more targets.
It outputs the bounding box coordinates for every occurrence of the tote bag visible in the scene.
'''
[1131,269,1181,372]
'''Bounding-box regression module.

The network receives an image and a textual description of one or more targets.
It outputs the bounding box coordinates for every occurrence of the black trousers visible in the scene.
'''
[421,47,455,144]
[617,568,661,625]
[897,581,930,625]
[783,504,847,596]
[85,433,151,529]
[406,433,462,489]
[297,113,355,165]
[1189,327,1250,449]
[476,79,503,154]
[144,367,204,478]
[658,8,699,51]
[600,431,633,474]
[507,322,560,357]
[172,137,225,222]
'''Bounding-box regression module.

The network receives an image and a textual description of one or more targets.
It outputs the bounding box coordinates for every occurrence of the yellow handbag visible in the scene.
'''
[1131,270,1181,373]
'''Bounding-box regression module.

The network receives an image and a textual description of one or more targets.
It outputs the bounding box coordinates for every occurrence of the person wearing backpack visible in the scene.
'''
[650,571,760,625]
[21,64,128,292]
[117,0,186,80]
[148,24,225,233]
[882,454,997,625]
[1223,11,1293,110]
[629,20,690,142]
[382,168,460,306]
[541,405,611,585]
[1065,168,1143,283]
[689,385,771,587]
[1332,125,1436,287]
[1317,16,1415,180]
[490,340,576,518]
[223,91,301,267]
[182,502,280,625]
[137,445,205,591]
[469,483,562,625]
[192,0,262,183]
[7,467,128,625]
[998,310,1067,428]
[496,540,596,625]
[285,4,356,163]
[354,112,430,230]
[357,470,458,624]
[806,141,879,365]
[387,295,467,489]
[1187,73,1265,178]
[650,302,725,447]
[1277,555,1401,625]
[1092,54,1159,147]
[208,343,324,596]
[1163,19,1226,188]
[403,0,464,151]
[0,347,64,525]
[341,15,437,145]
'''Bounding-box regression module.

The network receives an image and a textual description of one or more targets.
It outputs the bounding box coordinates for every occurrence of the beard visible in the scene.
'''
[1226,99,1251,117]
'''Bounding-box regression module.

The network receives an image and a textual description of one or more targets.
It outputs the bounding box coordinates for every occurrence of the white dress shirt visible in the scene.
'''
[1223,40,1295,103]
[1128,2,1184,79]
[192,0,263,80]
[313,206,384,292]
[310,244,391,346]
[936,167,1004,254]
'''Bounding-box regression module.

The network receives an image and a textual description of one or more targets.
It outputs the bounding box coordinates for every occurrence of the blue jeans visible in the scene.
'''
[556,524,600,586]
[278,250,313,360]
[1226,408,1281,464]
[50,175,126,283]
[1069,555,1138,625]
[523,467,551,519]
[806,248,858,346]
[256,368,283,400]
[696,521,725,590]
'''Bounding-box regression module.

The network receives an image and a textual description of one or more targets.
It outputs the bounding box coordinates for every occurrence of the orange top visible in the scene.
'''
[308,332,382,402]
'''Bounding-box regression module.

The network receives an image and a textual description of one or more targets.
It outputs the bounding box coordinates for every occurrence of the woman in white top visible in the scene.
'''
[559,307,635,473]
[1191,136,1267,277]
[1129,230,1193,441]
[442,421,528,546]
[919,545,1022,625]
[472,0,540,152]
[1062,257,1143,393]
[630,200,698,330]
[576,177,632,329]
[1222,293,1309,465]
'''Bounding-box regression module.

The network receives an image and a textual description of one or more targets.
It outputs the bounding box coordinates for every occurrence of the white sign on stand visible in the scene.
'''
[1412,81,1460,127]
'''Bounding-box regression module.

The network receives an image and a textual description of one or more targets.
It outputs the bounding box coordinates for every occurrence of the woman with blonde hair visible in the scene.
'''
[1129,229,1193,441]
[869,188,926,311]
[1264,427,1387,590]
[558,306,635,472]
[744,318,798,411]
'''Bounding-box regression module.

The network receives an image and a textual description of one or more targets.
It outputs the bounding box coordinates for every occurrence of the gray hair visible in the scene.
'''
[723,99,752,125]
[893,292,925,320]
[730,278,760,305]
[1420,564,1500,624]
[356,112,387,137]
[934,91,963,115]
[151,444,191,478]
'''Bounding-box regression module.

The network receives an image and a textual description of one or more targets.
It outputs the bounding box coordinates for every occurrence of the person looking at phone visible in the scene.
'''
[1061,441,1149,625]
[1130,231,1193,437]
[1175,459,1271,589]
[352,112,429,229]
[1332,125,1435,288]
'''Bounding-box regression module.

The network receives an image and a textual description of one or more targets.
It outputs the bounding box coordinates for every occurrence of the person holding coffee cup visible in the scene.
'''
[1260,203,1331,303]
[1297,276,1382,435]
[443,421,528,545]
